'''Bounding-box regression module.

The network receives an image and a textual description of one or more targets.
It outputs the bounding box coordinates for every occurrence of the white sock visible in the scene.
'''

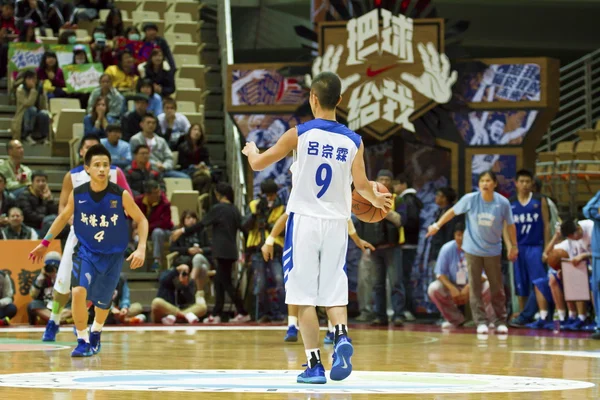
[50,313,61,324]
[578,314,586,322]
[558,310,566,321]
[569,310,577,319]
[185,312,199,324]
[305,348,321,368]
[327,320,334,333]
[91,320,104,333]
[539,310,548,320]
[288,316,298,328]
[77,329,89,342]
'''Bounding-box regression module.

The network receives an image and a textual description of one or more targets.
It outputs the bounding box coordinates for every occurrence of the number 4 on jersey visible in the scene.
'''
[94,231,105,242]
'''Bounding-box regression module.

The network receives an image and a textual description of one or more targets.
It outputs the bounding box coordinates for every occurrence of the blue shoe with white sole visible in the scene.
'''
[330,336,353,381]
[89,331,102,354]
[71,339,93,357]
[297,363,326,384]
[324,331,334,344]
[42,320,59,342]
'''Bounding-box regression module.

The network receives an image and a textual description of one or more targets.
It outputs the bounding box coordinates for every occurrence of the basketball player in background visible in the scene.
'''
[507,169,550,327]
[30,145,148,357]
[243,72,391,384]
[42,135,133,342]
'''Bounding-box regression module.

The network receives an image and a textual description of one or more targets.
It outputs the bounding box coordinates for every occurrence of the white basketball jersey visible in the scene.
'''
[286,119,361,220]
[70,164,118,188]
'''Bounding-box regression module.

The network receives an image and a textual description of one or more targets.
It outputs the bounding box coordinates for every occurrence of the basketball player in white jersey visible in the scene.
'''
[243,72,392,384]
[42,135,132,342]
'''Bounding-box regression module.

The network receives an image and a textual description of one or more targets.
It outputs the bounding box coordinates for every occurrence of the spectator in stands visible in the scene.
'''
[139,48,175,98]
[57,29,76,44]
[427,170,517,335]
[0,2,19,78]
[46,1,74,33]
[105,49,138,92]
[114,26,149,66]
[395,172,423,322]
[129,113,189,178]
[103,7,123,40]
[100,124,131,169]
[12,70,50,145]
[158,98,191,150]
[89,26,112,67]
[428,223,494,329]
[83,95,115,137]
[71,0,109,22]
[0,269,16,324]
[17,170,59,236]
[0,140,31,196]
[28,251,72,325]
[15,17,39,43]
[428,187,462,264]
[134,180,173,270]
[150,262,207,324]
[72,45,88,64]
[177,123,211,176]
[87,74,125,121]
[1,206,37,239]
[142,22,175,71]
[103,275,145,324]
[120,93,153,141]
[36,50,66,98]
[15,0,49,33]
[136,78,162,117]
[169,210,212,306]
[125,144,163,196]
[0,173,17,226]
[171,182,250,323]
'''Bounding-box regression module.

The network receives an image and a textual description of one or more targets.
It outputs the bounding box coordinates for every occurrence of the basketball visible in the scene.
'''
[547,248,569,270]
[352,181,390,223]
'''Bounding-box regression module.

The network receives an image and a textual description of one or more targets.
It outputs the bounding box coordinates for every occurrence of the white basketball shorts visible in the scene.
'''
[53,225,78,294]
[283,212,348,307]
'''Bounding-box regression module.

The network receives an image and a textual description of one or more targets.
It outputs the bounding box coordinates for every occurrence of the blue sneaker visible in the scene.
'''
[560,317,577,330]
[525,319,549,329]
[284,325,298,342]
[330,336,353,381]
[324,331,334,344]
[564,319,585,331]
[89,331,102,354]
[297,363,326,384]
[42,320,59,342]
[71,339,93,357]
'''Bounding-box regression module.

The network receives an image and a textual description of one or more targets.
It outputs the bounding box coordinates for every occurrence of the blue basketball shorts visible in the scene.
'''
[513,245,546,297]
[72,244,125,309]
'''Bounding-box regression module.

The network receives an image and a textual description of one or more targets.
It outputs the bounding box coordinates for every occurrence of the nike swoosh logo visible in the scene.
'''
[78,200,87,204]
[341,356,348,369]
[97,301,105,305]
[366,64,400,77]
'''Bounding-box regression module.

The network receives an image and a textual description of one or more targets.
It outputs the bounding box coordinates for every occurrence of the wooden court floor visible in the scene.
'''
[0,324,598,399]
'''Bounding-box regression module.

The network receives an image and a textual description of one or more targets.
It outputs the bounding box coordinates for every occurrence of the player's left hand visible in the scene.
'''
[242,141,259,157]
[127,248,145,269]
[261,243,274,261]
[508,246,518,262]
[425,224,439,238]
[357,239,375,253]
[29,244,48,263]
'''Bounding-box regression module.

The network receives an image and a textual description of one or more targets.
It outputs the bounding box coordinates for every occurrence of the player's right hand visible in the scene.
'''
[127,248,145,270]
[425,224,439,238]
[29,244,48,263]
[242,141,259,157]
[261,243,274,261]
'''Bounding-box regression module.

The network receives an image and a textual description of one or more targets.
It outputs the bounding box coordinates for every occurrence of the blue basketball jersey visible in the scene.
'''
[73,182,129,255]
[510,193,544,246]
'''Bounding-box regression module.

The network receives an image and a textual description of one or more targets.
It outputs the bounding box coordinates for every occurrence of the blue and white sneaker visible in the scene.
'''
[89,331,102,354]
[324,331,334,344]
[42,320,59,342]
[284,325,298,342]
[525,318,548,329]
[564,319,585,331]
[71,339,93,357]
[297,363,326,384]
[330,336,353,381]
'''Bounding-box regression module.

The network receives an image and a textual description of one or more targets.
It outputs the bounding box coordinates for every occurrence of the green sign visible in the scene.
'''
[8,43,94,74]
[63,63,104,93]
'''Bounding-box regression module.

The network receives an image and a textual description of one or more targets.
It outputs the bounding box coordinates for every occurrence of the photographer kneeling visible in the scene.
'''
[28,252,72,325]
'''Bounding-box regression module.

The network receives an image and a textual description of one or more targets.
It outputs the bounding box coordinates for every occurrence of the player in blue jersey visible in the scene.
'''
[29,144,148,357]
[243,72,391,384]
[508,169,550,326]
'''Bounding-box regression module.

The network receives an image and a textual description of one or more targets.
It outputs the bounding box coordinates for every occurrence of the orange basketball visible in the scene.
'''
[547,248,569,271]
[352,181,390,223]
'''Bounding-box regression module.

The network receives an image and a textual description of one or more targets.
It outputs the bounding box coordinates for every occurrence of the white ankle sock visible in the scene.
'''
[50,313,61,324]
[558,310,566,321]
[539,310,548,320]
[91,321,104,333]
[185,312,199,323]
[569,310,577,319]
[77,329,89,342]
[327,320,334,333]
[288,316,298,328]
[578,314,586,322]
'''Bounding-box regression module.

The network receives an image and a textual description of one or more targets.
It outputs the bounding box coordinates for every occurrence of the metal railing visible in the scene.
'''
[218,0,247,214]
[538,48,600,152]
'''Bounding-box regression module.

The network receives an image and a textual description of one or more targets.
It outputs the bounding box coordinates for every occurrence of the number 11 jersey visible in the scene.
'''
[286,118,361,220]
[73,181,129,255]
[510,192,544,246]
